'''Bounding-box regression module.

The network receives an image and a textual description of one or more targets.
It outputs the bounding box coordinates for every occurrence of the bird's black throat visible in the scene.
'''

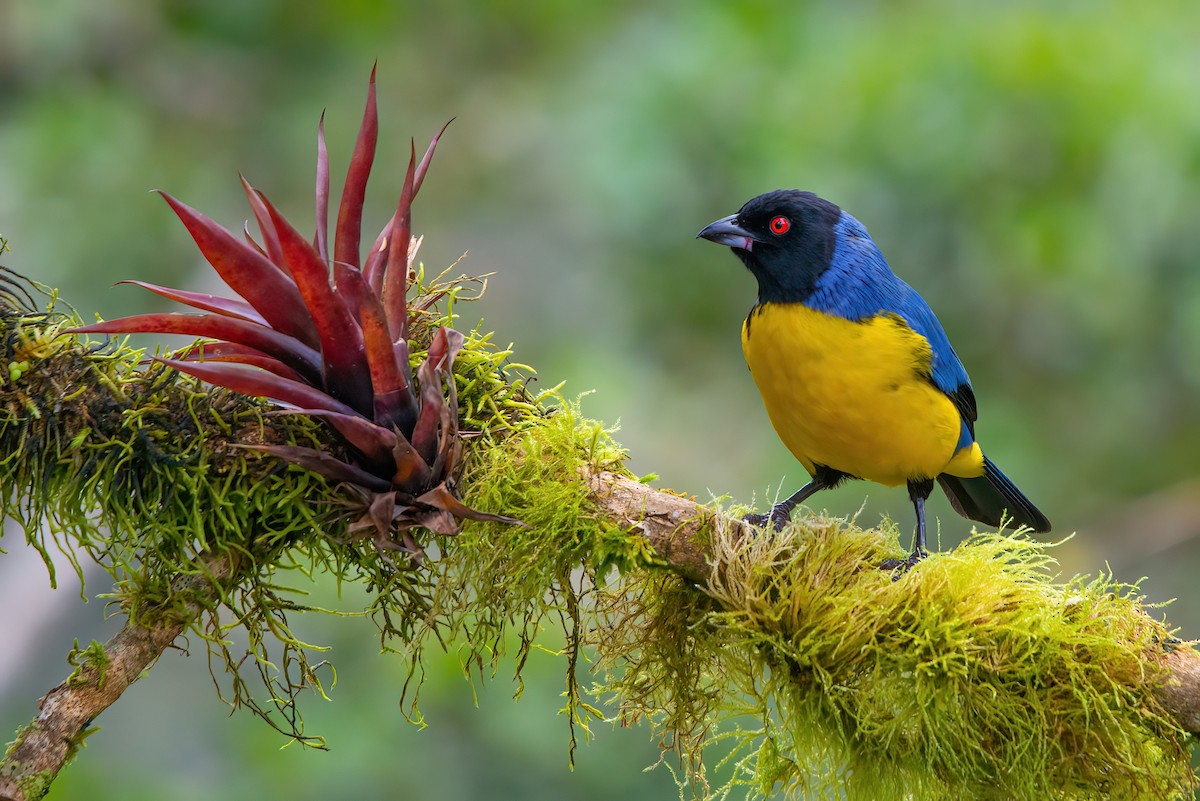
[731,191,841,305]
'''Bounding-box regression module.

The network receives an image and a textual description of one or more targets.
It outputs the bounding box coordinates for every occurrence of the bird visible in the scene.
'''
[697,189,1050,567]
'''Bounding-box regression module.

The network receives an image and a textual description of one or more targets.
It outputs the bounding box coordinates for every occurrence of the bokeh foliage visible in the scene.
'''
[4,1,1200,799]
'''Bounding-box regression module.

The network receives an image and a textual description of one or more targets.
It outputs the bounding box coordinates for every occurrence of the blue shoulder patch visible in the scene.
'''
[807,213,974,409]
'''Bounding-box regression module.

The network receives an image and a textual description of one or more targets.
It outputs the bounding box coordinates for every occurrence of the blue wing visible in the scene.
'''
[807,213,977,443]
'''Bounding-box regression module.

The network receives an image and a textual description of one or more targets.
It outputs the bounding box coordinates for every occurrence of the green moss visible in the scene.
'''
[3,723,34,764]
[593,513,1197,800]
[2,723,53,800]
[402,401,651,756]
[17,771,53,801]
[65,639,110,689]
[0,271,550,747]
[458,399,644,575]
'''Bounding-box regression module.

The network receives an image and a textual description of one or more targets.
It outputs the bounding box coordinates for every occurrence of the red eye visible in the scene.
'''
[769,216,790,235]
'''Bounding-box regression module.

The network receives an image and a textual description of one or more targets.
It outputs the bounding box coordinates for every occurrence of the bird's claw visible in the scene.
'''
[743,506,792,532]
[880,547,928,579]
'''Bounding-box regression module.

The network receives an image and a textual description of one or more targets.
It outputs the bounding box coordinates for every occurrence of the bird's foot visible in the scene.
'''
[880,547,928,579]
[743,505,793,532]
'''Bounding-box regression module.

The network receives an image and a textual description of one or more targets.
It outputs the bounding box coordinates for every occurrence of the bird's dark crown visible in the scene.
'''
[730,190,842,304]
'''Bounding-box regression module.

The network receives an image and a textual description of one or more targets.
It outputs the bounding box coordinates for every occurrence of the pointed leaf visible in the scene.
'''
[339,265,418,429]
[315,112,330,263]
[410,327,463,463]
[415,482,523,526]
[333,262,364,324]
[173,341,307,383]
[154,357,356,416]
[382,141,416,342]
[272,408,395,469]
[384,338,418,433]
[430,361,459,480]
[117,280,266,324]
[414,119,452,196]
[406,506,458,537]
[158,191,317,348]
[362,213,393,294]
[243,223,268,257]
[390,426,431,493]
[409,349,444,462]
[261,194,374,415]
[72,314,321,379]
[362,491,396,537]
[243,445,392,492]
[239,176,287,270]
[334,68,378,269]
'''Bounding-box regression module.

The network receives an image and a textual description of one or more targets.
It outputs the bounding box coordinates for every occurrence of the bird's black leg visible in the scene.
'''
[882,478,935,572]
[745,465,847,532]
[909,477,934,557]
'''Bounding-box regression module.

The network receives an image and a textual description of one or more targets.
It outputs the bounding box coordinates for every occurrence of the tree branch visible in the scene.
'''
[3,297,1198,797]
[583,468,1200,738]
[0,559,231,801]
[3,455,1198,801]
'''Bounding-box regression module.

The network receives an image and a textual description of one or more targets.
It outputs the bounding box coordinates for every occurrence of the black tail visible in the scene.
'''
[937,455,1050,533]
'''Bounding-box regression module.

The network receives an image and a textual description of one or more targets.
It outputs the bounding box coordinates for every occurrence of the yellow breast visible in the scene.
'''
[741,302,982,487]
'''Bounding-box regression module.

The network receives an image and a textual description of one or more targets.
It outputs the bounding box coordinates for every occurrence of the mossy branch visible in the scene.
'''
[0,557,232,801]
[586,467,1200,734]
[2,273,1198,800]
[580,471,1198,798]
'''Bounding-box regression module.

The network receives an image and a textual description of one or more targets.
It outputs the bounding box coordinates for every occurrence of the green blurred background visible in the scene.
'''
[3,0,1200,798]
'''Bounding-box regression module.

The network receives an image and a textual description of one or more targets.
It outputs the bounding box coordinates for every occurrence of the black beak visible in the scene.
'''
[697,214,759,251]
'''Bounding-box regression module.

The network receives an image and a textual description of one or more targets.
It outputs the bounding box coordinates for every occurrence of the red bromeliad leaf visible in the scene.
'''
[73,314,322,379]
[173,341,307,383]
[411,369,445,464]
[361,214,393,293]
[408,506,458,537]
[410,327,464,463]
[414,119,453,196]
[390,428,431,491]
[333,262,364,324]
[360,120,449,313]
[261,194,374,416]
[157,192,316,349]
[351,491,396,539]
[242,223,269,258]
[239,176,288,270]
[340,265,416,430]
[334,67,378,269]
[315,113,331,263]
[381,142,417,339]
[116,281,266,324]
[415,483,523,525]
[273,408,396,468]
[430,369,459,480]
[243,444,392,492]
[155,357,357,416]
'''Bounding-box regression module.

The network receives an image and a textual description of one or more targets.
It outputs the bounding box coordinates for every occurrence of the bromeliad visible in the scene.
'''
[70,69,517,556]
